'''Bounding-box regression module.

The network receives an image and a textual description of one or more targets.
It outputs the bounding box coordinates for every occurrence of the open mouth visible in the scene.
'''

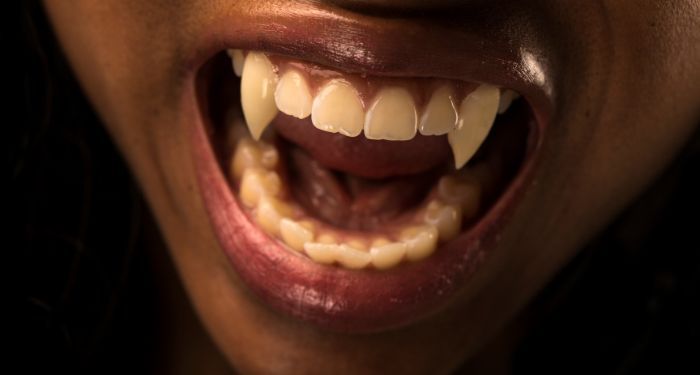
[208,49,530,268]
[190,22,548,332]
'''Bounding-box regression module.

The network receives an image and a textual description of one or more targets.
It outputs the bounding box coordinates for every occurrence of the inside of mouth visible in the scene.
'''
[201,52,532,270]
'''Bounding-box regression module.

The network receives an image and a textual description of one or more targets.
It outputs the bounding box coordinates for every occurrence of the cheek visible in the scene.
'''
[44,0,201,220]
[499,0,700,307]
[43,1,187,140]
[595,3,696,215]
[574,5,699,223]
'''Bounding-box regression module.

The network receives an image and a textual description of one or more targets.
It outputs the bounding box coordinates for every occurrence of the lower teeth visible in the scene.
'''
[228,126,488,271]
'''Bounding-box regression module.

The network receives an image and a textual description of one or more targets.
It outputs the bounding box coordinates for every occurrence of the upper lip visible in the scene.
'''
[189,2,553,125]
[188,2,553,332]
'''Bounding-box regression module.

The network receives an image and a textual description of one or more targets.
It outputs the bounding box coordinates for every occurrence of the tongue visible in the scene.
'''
[273,113,451,179]
[284,145,439,231]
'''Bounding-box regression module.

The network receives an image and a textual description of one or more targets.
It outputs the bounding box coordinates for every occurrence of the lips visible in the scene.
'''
[188,4,551,332]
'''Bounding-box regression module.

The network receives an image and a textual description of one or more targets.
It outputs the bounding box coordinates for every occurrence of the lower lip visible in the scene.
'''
[187,73,543,334]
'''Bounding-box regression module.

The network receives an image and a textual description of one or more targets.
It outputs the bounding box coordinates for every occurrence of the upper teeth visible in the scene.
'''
[419,85,459,136]
[232,49,516,169]
[311,79,365,137]
[227,49,245,77]
[364,87,418,141]
[448,84,501,169]
[240,52,278,140]
[275,69,313,119]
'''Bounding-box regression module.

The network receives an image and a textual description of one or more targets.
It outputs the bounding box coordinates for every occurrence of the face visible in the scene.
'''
[44,1,699,373]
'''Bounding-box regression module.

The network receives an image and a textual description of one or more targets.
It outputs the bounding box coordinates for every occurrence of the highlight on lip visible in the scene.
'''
[214,49,528,270]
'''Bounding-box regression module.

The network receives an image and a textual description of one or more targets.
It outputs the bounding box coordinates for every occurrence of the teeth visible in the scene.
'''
[227,49,245,77]
[226,120,249,151]
[256,195,294,237]
[370,240,407,270]
[239,168,281,208]
[274,69,313,119]
[231,138,262,180]
[311,80,364,137]
[304,243,338,264]
[400,226,439,262]
[304,237,372,268]
[234,49,512,150]
[346,238,368,251]
[304,234,339,264]
[419,86,458,136]
[240,52,278,140]
[447,84,500,169]
[279,218,314,252]
[364,87,418,140]
[437,176,481,220]
[231,138,278,180]
[497,89,520,114]
[423,201,462,242]
[230,50,517,269]
[336,244,372,269]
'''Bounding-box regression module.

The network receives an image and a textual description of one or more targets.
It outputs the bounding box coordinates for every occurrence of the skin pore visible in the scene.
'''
[43,1,699,374]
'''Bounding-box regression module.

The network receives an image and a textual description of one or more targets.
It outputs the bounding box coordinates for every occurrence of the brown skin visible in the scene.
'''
[44,1,699,374]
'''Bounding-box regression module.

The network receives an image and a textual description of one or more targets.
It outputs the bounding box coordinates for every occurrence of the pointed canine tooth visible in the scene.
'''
[227,49,245,77]
[437,176,481,220]
[231,138,279,180]
[364,87,418,140]
[370,241,407,270]
[256,195,293,237]
[304,242,338,264]
[336,244,371,269]
[400,226,439,261]
[311,80,364,137]
[279,218,314,252]
[497,89,520,114]
[423,201,462,241]
[241,52,278,140]
[274,70,313,119]
[240,168,281,208]
[448,85,500,169]
[419,86,458,136]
